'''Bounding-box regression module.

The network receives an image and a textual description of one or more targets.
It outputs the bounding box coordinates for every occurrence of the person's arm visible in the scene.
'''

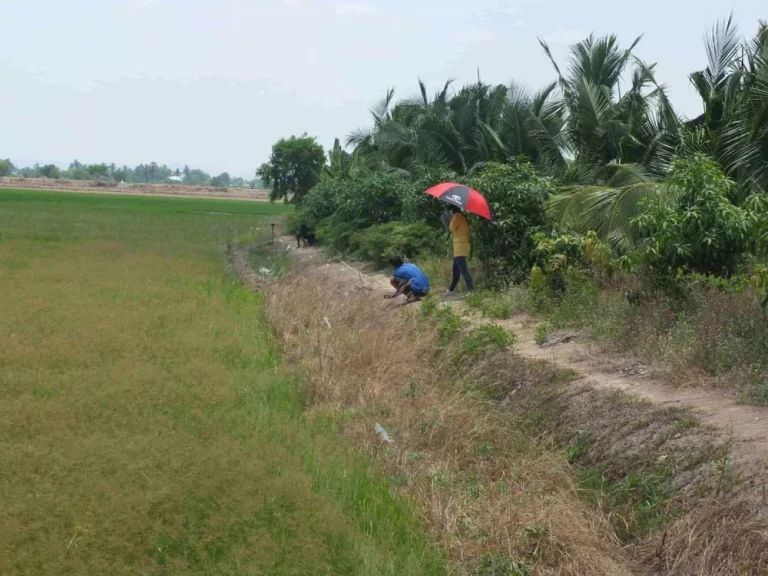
[385,278,412,299]
[448,213,457,233]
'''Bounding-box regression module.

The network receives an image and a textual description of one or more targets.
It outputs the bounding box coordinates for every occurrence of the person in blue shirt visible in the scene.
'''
[385,256,430,304]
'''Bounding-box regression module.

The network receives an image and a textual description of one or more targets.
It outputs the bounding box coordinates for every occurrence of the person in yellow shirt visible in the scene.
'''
[445,206,474,296]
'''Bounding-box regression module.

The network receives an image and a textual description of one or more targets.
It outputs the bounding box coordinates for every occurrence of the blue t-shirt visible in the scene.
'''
[393,263,430,293]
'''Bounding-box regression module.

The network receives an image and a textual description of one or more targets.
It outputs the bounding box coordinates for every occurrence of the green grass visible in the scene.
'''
[0,188,292,216]
[0,191,444,575]
[420,299,465,344]
[576,467,674,542]
[464,288,528,320]
[456,324,516,361]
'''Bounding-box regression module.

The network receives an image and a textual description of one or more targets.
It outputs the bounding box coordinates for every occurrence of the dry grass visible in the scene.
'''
[266,270,637,575]
[642,497,768,575]
[266,263,768,575]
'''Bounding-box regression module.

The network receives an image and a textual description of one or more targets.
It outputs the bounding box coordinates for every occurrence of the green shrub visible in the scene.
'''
[634,154,751,278]
[316,217,370,254]
[470,159,555,283]
[532,230,616,292]
[419,295,439,318]
[348,222,443,268]
[401,167,463,225]
[458,324,516,359]
[333,172,411,225]
[284,209,305,236]
[302,180,347,226]
[534,322,550,346]
[431,305,464,344]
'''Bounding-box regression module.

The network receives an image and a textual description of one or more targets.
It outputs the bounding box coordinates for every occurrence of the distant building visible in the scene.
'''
[167,175,183,183]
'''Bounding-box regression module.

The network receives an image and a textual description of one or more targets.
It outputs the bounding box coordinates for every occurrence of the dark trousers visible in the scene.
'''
[449,256,474,292]
[390,278,427,298]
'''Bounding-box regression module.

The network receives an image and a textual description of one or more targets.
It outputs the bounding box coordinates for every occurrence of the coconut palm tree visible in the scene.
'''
[348,79,526,175]
[540,34,683,249]
[708,19,768,197]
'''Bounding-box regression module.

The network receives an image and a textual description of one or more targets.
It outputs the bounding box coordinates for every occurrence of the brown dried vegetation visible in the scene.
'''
[266,263,768,575]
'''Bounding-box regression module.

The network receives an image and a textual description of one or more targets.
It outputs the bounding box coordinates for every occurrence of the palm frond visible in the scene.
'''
[346,127,373,149]
[371,88,395,126]
[704,14,741,89]
[538,38,568,94]
[547,163,669,251]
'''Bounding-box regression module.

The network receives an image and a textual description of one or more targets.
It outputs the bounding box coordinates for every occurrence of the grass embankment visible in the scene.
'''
[266,270,636,575]
[267,261,768,574]
[0,190,444,575]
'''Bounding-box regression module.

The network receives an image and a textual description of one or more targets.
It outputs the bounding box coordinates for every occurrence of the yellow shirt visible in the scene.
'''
[449,212,470,258]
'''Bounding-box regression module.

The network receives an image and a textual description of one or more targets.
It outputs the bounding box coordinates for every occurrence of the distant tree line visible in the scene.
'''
[0,158,262,189]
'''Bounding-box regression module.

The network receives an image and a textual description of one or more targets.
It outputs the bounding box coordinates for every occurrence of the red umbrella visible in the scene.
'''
[425,182,495,221]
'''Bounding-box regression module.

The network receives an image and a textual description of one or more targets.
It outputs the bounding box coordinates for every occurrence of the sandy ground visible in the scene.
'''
[280,238,768,474]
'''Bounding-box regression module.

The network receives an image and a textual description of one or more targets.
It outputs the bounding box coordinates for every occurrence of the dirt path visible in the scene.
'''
[283,239,768,473]
[495,316,768,470]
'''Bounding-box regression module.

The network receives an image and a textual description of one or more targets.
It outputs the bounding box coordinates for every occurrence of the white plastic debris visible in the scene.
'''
[323,317,331,329]
[259,267,272,276]
[375,423,394,444]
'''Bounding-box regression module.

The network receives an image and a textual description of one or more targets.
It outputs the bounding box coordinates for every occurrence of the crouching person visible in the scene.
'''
[296,223,311,248]
[385,256,430,304]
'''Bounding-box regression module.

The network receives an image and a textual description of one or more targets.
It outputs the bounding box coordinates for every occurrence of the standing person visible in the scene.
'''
[385,256,430,304]
[296,223,309,248]
[445,206,474,296]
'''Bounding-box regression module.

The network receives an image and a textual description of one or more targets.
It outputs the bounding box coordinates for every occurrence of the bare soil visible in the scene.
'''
[0,177,271,201]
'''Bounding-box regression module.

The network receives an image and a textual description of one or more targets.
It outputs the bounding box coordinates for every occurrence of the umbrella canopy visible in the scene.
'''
[425,182,495,221]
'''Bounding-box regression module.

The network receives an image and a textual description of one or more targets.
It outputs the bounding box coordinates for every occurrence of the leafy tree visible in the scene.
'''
[634,154,751,277]
[348,222,443,268]
[112,165,132,182]
[133,162,172,183]
[302,179,347,226]
[304,172,413,253]
[88,163,111,180]
[257,134,326,203]
[39,164,61,179]
[230,177,246,188]
[184,168,211,186]
[210,172,231,188]
[19,165,41,178]
[400,166,463,225]
[331,172,410,225]
[471,160,555,280]
[66,160,90,180]
[0,159,14,179]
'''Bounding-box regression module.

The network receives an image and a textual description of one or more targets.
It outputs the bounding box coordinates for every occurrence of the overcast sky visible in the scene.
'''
[0,0,764,178]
